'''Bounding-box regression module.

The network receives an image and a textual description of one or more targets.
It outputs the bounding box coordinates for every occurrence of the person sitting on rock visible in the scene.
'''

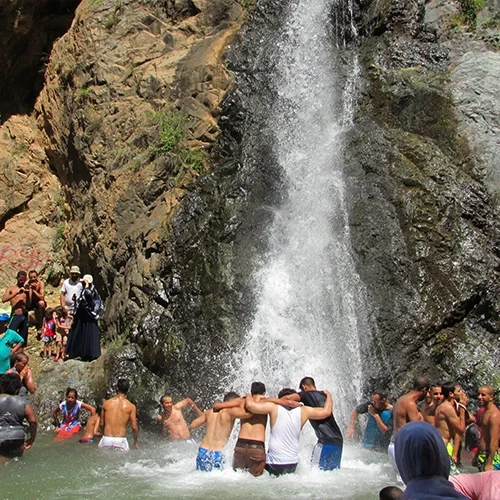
[6,352,36,397]
[53,387,96,439]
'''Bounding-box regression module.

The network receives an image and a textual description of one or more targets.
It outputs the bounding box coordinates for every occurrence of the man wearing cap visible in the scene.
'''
[60,266,83,315]
[2,270,30,345]
[0,313,24,374]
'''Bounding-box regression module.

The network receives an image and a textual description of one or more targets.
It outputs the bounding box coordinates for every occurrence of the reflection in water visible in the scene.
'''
[0,435,395,499]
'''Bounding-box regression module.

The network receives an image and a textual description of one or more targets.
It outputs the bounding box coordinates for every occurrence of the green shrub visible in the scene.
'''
[52,223,65,253]
[150,109,185,153]
[458,0,485,26]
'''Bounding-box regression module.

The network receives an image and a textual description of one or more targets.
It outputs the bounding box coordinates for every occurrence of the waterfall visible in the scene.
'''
[228,0,370,427]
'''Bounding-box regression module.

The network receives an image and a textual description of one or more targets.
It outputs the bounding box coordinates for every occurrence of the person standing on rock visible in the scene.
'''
[2,270,30,345]
[26,270,46,335]
[422,383,444,426]
[99,379,139,451]
[65,274,101,361]
[0,313,24,375]
[60,265,83,315]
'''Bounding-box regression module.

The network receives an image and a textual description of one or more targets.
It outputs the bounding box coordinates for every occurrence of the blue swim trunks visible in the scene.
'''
[196,447,224,472]
[311,443,343,471]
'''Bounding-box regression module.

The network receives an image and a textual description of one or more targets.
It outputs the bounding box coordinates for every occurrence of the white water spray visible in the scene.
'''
[229,0,370,426]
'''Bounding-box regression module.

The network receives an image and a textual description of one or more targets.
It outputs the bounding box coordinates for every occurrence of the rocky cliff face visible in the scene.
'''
[346,0,500,392]
[0,0,499,421]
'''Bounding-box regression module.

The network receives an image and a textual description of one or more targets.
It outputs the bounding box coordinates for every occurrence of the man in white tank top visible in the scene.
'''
[245,388,333,476]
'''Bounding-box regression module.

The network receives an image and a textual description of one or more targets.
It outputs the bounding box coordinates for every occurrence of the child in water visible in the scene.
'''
[41,308,56,359]
[54,307,71,362]
[53,388,96,439]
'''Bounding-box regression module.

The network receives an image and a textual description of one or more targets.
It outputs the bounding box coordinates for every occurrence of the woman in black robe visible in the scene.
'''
[65,274,102,362]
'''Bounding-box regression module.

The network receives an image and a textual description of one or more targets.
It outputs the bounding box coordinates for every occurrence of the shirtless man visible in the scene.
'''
[434,381,466,473]
[157,395,202,440]
[26,270,45,332]
[2,271,30,345]
[189,391,251,471]
[422,383,444,425]
[99,379,138,451]
[212,381,268,476]
[389,376,429,473]
[246,388,333,476]
[7,353,36,396]
[476,385,500,471]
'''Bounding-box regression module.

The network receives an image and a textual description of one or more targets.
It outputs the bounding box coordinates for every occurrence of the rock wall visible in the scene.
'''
[345,0,500,393]
[1,0,499,423]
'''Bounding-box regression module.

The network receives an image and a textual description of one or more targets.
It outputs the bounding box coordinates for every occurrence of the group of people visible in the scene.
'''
[0,265,102,363]
[375,377,500,499]
[1,361,500,499]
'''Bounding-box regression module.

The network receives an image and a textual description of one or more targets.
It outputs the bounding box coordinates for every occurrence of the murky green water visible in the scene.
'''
[0,430,396,499]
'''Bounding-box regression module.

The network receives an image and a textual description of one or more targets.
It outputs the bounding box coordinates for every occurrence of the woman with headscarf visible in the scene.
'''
[65,274,102,362]
[395,421,468,499]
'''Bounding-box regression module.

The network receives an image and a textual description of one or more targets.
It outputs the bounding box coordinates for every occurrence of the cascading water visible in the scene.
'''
[228,0,371,427]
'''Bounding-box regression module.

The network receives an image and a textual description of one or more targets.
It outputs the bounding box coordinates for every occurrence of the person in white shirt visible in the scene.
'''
[60,266,83,315]
[245,388,332,476]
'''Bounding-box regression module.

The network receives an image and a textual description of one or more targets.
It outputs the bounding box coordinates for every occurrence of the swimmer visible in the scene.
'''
[190,391,251,471]
[157,395,202,441]
[99,379,138,451]
[53,388,96,439]
[79,412,101,443]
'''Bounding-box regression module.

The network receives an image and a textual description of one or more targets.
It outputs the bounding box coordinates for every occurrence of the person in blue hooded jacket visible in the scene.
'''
[395,421,468,500]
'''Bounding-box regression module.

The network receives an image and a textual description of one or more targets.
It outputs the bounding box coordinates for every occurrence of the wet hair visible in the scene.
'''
[28,270,38,276]
[442,381,457,399]
[223,391,240,402]
[117,378,130,394]
[379,486,403,500]
[278,388,297,399]
[17,270,27,278]
[412,377,430,392]
[431,382,443,389]
[374,390,388,400]
[299,377,316,389]
[0,373,22,395]
[66,387,78,399]
[160,395,171,404]
[479,385,495,397]
[251,382,266,395]
[45,307,55,320]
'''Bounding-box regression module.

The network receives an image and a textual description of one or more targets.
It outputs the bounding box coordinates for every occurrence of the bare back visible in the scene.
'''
[393,393,421,437]
[200,409,236,450]
[238,395,267,442]
[101,395,137,437]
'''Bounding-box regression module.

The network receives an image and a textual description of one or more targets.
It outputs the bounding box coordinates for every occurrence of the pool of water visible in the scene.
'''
[0,430,397,499]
